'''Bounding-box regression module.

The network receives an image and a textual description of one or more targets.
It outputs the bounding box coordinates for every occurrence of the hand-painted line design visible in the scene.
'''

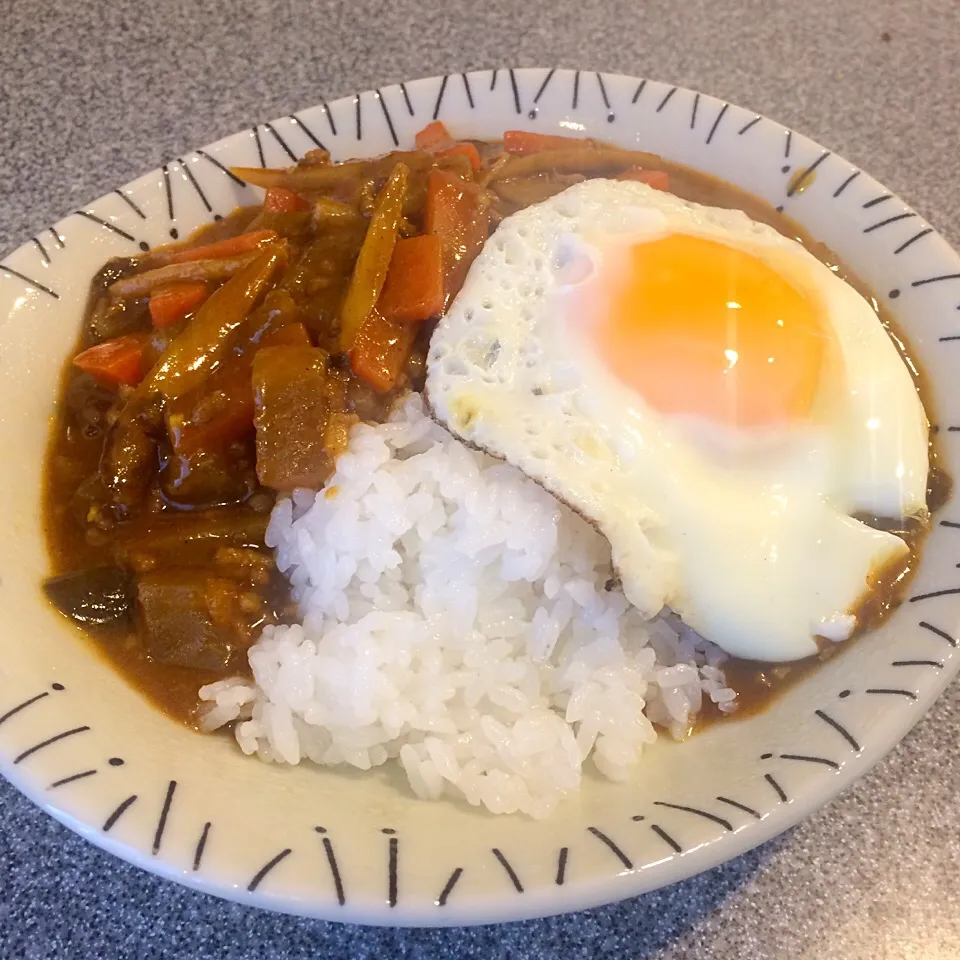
[912,273,960,288]
[654,801,733,831]
[705,103,728,144]
[656,86,677,112]
[103,794,138,832]
[491,847,523,892]
[74,210,141,246]
[289,114,326,152]
[47,226,65,249]
[161,164,178,239]
[690,92,700,129]
[917,620,957,646]
[113,188,147,219]
[14,725,90,764]
[197,149,247,188]
[0,264,60,299]
[833,170,860,197]
[649,823,681,854]
[716,796,762,819]
[737,115,761,135]
[764,772,787,802]
[247,848,292,893]
[865,687,918,700]
[786,151,831,197]
[894,228,933,254]
[354,94,363,140]
[784,129,793,158]
[315,827,346,905]
[461,72,475,109]
[863,193,892,209]
[48,769,97,790]
[631,79,647,104]
[778,753,840,770]
[253,126,266,167]
[152,780,177,854]
[399,83,414,116]
[316,101,337,137]
[532,68,556,108]
[193,821,211,871]
[432,75,449,120]
[910,585,960,602]
[596,72,614,121]
[814,708,860,750]
[587,826,633,869]
[864,212,916,234]
[572,69,580,109]
[437,867,463,906]
[489,68,498,91]
[508,68,521,114]
[176,158,213,214]
[265,122,297,162]
[376,90,399,147]
[892,659,944,668]
[0,691,50,727]
[555,847,569,885]
[388,835,399,907]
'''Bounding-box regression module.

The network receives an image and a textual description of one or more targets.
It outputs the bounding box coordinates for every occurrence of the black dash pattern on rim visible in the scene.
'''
[0,264,60,300]
[354,94,363,140]
[437,867,463,906]
[193,822,212,871]
[716,796,762,819]
[656,86,677,112]
[0,691,50,727]
[555,847,569,885]
[814,709,861,751]
[706,103,728,144]
[489,68,498,91]
[631,79,647,104]
[197,149,247,187]
[161,163,175,222]
[764,773,788,802]
[508,68,521,114]
[265,121,297,162]
[779,753,840,770]
[910,586,960,602]
[865,688,918,700]
[388,835,399,907]
[176,158,213,213]
[586,826,633,869]
[48,769,97,790]
[289,113,326,151]
[833,170,860,197]
[571,69,580,109]
[690,92,700,129]
[432,74,449,120]
[320,835,346,905]
[152,780,177,855]
[461,72,474,109]
[653,801,733,831]
[320,100,338,136]
[862,192,892,209]
[892,659,944,669]
[491,848,523,892]
[47,226,65,248]
[247,848,293,893]
[14,725,90,765]
[649,824,682,854]
[376,90,399,147]
[784,129,793,158]
[786,151,831,197]
[113,188,147,219]
[253,125,266,167]
[534,68,556,104]
[917,621,957,646]
[103,794,138,832]
[912,273,960,288]
[894,228,933,254]
[737,115,761,135]
[74,210,137,244]
[399,83,414,116]
[596,72,614,120]
[863,212,916,234]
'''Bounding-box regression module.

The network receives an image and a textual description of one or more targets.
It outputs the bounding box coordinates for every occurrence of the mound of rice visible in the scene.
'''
[200,394,736,818]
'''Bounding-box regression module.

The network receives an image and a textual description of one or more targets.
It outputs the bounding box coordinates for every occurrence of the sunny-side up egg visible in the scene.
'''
[425,179,930,662]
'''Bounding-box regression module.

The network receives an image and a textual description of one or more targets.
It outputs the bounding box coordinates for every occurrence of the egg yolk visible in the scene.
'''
[595,234,831,428]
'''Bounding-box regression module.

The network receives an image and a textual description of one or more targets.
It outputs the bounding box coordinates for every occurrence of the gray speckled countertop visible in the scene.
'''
[2,1,959,956]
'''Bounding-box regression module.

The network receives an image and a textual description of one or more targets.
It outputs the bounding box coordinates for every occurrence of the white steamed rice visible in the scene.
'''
[200,393,736,818]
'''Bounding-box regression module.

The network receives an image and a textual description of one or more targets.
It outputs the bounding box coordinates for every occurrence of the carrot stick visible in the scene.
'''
[263,187,309,213]
[348,308,416,393]
[148,282,209,329]
[73,334,147,386]
[376,235,444,324]
[438,142,481,171]
[415,121,455,152]
[162,230,279,265]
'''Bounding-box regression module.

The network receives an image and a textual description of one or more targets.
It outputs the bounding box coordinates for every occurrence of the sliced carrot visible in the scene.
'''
[415,120,455,153]
[73,334,147,386]
[617,168,670,190]
[424,170,488,308]
[164,230,279,265]
[263,186,309,213]
[438,142,481,171]
[502,130,594,155]
[348,309,417,393]
[148,282,209,329]
[376,235,444,324]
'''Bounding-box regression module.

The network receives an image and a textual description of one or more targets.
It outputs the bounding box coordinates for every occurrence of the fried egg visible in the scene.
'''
[425,179,930,662]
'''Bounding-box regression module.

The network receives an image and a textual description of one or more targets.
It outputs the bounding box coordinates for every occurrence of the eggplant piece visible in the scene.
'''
[100,416,157,511]
[44,567,134,626]
[136,570,239,670]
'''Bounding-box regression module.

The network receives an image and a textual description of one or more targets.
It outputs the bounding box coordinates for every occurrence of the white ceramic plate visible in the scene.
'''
[0,68,958,927]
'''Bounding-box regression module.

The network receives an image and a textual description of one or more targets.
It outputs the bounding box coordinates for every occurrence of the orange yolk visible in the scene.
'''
[594,234,831,428]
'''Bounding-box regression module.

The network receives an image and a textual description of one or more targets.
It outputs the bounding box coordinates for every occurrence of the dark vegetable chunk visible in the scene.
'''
[44,567,134,626]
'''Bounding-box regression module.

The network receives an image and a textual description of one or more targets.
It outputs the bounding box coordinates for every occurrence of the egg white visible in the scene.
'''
[426,179,929,661]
